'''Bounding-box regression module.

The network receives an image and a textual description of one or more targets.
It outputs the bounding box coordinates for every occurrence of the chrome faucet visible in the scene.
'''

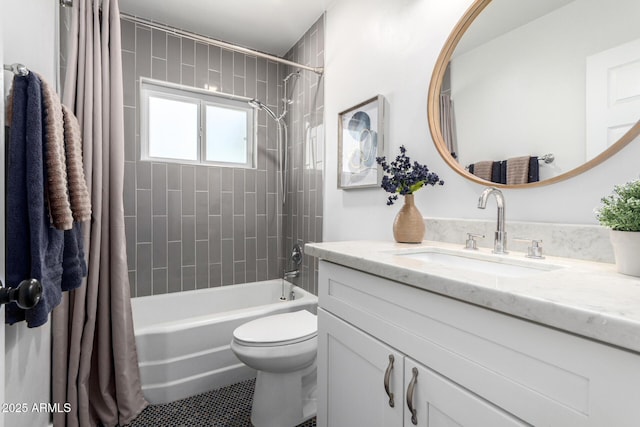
[477,187,508,254]
[282,245,303,300]
[283,244,303,279]
[283,269,299,279]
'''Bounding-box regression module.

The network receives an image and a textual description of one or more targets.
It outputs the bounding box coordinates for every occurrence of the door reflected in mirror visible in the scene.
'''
[428,0,640,187]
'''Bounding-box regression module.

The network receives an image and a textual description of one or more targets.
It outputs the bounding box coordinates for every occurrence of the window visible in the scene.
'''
[148,96,199,161]
[205,105,248,164]
[140,79,255,168]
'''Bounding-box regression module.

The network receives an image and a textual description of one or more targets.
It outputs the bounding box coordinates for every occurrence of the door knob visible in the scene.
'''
[0,279,43,309]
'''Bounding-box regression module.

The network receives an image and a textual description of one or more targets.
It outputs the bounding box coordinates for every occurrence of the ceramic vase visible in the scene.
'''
[609,230,640,277]
[393,194,425,243]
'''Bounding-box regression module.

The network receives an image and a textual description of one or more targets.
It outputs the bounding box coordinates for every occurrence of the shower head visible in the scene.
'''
[283,70,301,83]
[248,99,279,121]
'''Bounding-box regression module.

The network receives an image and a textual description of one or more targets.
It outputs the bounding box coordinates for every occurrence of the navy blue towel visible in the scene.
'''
[5,73,86,327]
[6,76,31,324]
[61,222,87,292]
[490,162,500,183]
[528,156,540,183]
[490,161,507,184]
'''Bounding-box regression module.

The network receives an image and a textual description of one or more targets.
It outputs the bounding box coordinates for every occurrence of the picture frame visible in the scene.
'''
[337,95,385,189]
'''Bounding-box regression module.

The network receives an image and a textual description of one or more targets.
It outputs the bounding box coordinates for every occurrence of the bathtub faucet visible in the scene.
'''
[281,244,303,300]
[283,270,298,300]
[284,269,299,279]
[283,244,303,281]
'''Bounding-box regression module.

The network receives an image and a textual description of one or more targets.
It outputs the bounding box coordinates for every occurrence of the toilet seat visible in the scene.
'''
[233,310,317,347]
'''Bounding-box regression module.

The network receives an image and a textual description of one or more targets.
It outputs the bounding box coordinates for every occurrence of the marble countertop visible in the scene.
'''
[305,240,640,353]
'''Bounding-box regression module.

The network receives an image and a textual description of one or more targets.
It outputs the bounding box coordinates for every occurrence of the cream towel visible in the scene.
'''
[62,104,92,222]
[471,160,493,181]
[39,73,74,230]
[506,156,530,185]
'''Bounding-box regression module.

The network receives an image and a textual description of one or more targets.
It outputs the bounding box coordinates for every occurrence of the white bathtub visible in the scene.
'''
[131,279,318,404]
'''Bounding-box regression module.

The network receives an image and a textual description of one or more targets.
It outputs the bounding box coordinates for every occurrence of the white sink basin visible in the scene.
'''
[396,248,563,278]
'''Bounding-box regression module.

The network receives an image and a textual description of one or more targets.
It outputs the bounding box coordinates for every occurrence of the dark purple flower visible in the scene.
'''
[376,145,444,205]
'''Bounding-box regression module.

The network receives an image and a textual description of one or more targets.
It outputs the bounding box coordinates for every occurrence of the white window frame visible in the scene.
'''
[140,78,256,168]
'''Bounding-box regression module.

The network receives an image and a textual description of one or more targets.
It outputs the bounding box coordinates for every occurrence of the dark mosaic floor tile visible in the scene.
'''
[123,378,316,427]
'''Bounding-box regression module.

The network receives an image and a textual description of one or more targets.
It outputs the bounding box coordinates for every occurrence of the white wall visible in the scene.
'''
[451,0,640,179]
[2,0,56,425]
[324,0,640,243]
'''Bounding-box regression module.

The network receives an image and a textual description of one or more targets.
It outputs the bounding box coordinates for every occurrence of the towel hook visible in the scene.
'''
[0,279,42,309]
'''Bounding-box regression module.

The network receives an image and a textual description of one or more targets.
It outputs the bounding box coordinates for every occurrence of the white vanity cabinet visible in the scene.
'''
[316,260,640,427]
[405,358,527,427]
[318,308,403,427]
[319,308,526,426]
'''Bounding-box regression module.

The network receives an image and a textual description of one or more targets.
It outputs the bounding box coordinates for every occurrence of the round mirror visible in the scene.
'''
[428,0,640,188]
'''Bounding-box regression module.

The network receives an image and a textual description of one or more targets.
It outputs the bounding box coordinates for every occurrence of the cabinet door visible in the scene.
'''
[317,308,404,427]
[404,359,529,427]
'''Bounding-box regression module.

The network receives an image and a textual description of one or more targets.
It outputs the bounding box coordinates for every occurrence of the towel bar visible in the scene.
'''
[538,153,554,164]
[466,153,555,170]
[0,279,42,309]
[3,63,29,76]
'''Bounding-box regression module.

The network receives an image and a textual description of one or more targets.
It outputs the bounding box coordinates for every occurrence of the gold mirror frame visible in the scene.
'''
[427,0,640,188]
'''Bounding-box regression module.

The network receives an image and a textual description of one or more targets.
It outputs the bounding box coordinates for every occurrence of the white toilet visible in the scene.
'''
[230,310,318,427]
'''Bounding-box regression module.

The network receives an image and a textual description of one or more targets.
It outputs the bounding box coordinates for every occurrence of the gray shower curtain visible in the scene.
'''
[439,92,458,158]
[52,0,148,425]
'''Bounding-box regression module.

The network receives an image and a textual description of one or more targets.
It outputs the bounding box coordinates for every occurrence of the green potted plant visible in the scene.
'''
[376,146,444,243]
[596,179,640,277]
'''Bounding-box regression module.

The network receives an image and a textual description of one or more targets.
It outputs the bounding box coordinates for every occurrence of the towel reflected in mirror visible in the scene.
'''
[467,156,540,184]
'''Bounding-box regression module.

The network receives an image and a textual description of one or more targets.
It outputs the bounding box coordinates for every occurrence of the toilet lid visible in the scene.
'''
[233,310,317,346]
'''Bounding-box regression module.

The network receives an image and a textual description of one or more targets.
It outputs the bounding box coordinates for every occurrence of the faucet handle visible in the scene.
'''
[464,233,485,250]
[513,238,545,259]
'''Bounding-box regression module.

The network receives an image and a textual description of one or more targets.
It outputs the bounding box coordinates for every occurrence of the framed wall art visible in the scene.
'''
[337,95,385,189]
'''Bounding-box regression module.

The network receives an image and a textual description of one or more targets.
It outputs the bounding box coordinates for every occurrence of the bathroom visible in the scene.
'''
[2,0,640,426]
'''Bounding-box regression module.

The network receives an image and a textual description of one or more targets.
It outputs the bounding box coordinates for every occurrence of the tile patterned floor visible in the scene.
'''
[124,378,316,427]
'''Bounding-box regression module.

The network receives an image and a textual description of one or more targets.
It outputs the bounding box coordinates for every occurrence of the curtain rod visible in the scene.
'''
[120,13,324,75]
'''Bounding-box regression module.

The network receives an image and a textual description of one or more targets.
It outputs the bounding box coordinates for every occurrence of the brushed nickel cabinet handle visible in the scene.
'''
[383,354,395,407]
[406,367,418,425]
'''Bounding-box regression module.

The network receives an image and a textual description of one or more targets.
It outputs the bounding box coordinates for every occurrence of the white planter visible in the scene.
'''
[609,230,640,277]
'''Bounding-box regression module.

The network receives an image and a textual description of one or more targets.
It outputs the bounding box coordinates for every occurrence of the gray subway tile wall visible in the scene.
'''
[283,15,325,295]
[121,15,324,297]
